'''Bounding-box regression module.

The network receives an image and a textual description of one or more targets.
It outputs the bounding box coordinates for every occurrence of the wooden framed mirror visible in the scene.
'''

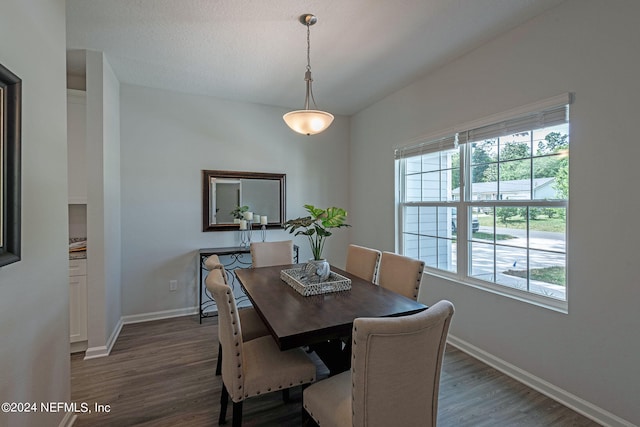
[202,170,286,232]
[0,62,21,268]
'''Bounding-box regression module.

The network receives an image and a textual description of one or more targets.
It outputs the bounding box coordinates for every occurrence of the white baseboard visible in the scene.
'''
[70,340,87,354]
[83,345,109,360]
[121,306,198,325]
[82,308,196,360]
[58,411,76,427]
[447,335,635,427]
[84,317,123,360]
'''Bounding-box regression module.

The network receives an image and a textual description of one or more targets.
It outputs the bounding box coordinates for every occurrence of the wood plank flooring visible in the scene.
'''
[71,316,600,426]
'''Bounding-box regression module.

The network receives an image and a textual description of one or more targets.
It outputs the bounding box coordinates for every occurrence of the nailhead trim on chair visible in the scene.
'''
[226,290,245,402]
[413,263,424,299]
[304,404,321,425]
[352,326,357,418]
[373,251,381,283]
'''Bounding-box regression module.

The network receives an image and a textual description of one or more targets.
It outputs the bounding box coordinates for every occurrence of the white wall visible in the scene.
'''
[85,51,122,356]
[102,56,122,343]
[120,84,350,316]
[350,0,640,425]
[0,1,69,426]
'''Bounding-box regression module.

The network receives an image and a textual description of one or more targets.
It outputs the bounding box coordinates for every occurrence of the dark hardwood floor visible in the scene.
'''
[71,316,600,426]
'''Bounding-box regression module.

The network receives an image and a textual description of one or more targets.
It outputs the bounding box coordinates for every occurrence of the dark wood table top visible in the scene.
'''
[235,264,428,350]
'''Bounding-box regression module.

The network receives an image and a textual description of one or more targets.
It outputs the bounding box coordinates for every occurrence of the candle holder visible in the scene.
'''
[239,227,247,248]
[239,212,255,248]
[240,220,253,248]
[261,225,267,242]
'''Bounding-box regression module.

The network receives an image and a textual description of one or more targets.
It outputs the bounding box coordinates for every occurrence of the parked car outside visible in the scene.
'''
[451,209,480,233]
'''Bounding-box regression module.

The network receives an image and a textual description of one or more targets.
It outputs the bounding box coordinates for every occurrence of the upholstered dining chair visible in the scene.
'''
[250,240,294,267]
[204,254,224,271]
[377,251,425,300]
[345,244,382,282]
[303,300,454,427]
[208,270,317,427]
[205,255,269,376]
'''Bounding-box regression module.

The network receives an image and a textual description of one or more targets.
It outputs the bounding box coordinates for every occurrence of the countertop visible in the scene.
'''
[69,237,87,260]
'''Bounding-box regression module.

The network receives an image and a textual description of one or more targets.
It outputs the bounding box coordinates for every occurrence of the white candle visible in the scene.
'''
[239,220,247,230]
[243,211,253,221]
[253,215,261,224]
[233,218,240,224]
[260,216,268,225]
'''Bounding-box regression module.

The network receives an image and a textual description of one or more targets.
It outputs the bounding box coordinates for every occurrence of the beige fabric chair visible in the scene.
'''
[303,300,455,427]
[377,251,425,300]
[250,240,294,267]
[205,255,269,376]
[208,271,316,427]
[345,244,382,282]
[204,254,223,271]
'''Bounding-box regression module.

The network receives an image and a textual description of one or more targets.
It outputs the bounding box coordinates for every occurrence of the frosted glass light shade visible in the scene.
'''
[283,110,334,135]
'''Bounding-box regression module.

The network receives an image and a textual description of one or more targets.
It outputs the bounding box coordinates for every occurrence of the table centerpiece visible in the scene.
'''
[284,204,350,281]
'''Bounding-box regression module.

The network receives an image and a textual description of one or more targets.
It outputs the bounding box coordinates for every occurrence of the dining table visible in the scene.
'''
[235,263,428,374]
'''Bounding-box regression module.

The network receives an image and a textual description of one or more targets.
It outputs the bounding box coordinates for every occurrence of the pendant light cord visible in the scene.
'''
[306,23,311,72]
[305,21,318,109]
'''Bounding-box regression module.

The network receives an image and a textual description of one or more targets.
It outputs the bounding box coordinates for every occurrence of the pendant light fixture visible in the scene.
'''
[283,14,334,136]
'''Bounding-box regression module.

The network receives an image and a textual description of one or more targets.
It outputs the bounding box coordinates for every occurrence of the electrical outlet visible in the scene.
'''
[169,280,178,291]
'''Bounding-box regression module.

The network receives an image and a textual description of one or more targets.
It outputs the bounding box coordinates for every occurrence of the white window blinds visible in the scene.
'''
[394,134,459,159]
[395,93,571,157]
[464,104,569,143]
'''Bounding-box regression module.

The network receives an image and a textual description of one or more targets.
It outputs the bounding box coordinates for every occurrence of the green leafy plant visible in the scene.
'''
[230,205,249,220]
[284,204,350,260]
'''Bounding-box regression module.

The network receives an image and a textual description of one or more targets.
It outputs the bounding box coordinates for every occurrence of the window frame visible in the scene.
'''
[395,94,571,312]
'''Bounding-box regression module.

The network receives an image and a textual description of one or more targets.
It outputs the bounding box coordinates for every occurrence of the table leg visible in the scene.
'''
[310,338,351,376]
[199,255,204,324]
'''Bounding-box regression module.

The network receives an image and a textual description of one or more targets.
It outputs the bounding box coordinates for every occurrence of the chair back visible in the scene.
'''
[345,244,381,282]
[207,269,245,401]
[377,251,425,300]
[204,254,222,271]
[351,300,454,427]
[250,240,294,267]
[204,255,228,287]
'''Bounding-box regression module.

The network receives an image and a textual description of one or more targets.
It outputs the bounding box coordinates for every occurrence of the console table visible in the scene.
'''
[198,245,299,323]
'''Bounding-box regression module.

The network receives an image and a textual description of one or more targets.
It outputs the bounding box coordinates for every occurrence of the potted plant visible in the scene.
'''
[230,205,249,221]
[284,204,350,281]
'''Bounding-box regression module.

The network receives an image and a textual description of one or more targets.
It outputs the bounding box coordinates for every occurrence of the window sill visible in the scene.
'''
[423,268,569,314]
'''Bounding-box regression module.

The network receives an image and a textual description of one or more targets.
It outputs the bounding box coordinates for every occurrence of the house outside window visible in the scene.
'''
[395,94,570,310]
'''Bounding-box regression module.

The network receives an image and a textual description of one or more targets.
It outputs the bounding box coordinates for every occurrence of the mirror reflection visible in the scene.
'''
[202,170,286,232]
[0,87,4,247]
[0,61,21,268]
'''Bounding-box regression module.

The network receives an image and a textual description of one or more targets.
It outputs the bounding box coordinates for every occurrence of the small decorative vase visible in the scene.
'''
[303,259,331,282]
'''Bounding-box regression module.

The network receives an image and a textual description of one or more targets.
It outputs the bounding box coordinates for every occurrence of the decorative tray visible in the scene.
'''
[280,268,352,297]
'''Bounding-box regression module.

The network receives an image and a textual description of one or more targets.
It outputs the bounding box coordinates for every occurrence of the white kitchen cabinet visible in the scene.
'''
[67,90,87,204]
[69,258,88,346]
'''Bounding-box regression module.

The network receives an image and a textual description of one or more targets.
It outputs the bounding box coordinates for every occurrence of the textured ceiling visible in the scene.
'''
[66,0,564,115]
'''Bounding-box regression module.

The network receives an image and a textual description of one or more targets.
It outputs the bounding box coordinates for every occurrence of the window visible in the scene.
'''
[396,95,570,308]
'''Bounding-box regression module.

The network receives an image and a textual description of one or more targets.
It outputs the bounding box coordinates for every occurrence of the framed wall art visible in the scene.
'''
[0,62,21,268]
